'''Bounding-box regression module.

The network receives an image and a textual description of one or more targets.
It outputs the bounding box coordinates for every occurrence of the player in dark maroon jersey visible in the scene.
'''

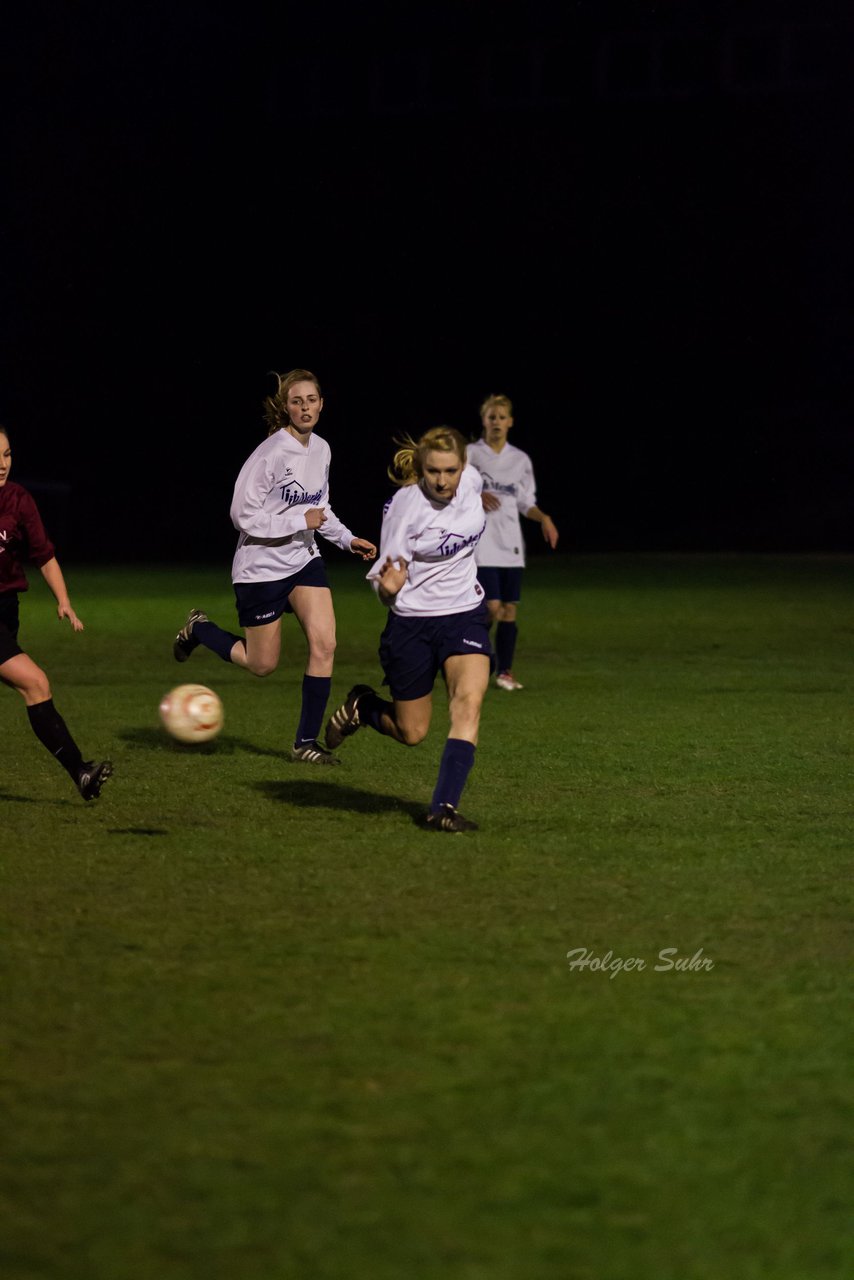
[0,428,112,800]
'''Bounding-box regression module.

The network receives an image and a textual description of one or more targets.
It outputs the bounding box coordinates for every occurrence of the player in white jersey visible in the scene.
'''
[172,369,376,763]
[467,393,559,691]
[324,427,492,833]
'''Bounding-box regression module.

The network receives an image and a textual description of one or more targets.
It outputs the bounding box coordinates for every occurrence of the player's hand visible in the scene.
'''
[57,602,85,632]
[482,492,500,512]
[541,516,559,549]
[304,507,327,530]
[350,537,377,561]
[377,556,408,598]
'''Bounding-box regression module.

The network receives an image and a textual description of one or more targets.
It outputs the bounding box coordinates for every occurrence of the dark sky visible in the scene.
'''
[2,0,852,558]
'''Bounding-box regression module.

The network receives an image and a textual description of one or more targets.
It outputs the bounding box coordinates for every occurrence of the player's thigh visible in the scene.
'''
[0,651,51,701]
[243,617,283,673]
[443,653,490,704]
[289,585,336,651]
[392,693,433,745]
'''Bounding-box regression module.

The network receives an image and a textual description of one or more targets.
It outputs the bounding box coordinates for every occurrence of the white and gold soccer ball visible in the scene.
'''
[159,683,224,743]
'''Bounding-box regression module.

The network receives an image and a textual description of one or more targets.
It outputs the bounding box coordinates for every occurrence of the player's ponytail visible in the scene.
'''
[388,436,419,486]
[388,427,468,487]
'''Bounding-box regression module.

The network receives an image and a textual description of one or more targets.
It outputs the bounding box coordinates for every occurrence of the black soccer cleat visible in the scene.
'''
[173,607,208,662]
[324,684,376,751]
[290,740,341,766]
[422,804,479,834]
[76,760,114,801]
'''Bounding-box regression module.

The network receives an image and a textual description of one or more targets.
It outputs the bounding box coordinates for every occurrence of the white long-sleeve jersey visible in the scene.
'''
[467,438,538,568]
[230,429,355,584]
[366,464,486,616]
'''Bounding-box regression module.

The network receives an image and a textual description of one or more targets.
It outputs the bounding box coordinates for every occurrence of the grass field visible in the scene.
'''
[2,555,852,1280]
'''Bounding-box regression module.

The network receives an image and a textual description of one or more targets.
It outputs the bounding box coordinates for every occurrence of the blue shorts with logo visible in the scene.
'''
[378,603,494,702]
[476,566,523,604]
[234,557,329,628]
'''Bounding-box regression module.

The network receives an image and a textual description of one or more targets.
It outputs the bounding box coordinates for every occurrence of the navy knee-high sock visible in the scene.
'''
[430,738,476,813]
[194,619,244,663]
[495,621,518,673]
[27,699,84,779]
[295,675,332,747]
[358,690,394,735]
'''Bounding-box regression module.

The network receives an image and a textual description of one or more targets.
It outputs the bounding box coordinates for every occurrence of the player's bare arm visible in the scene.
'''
[40,557,85,632]
[526,507,559,549]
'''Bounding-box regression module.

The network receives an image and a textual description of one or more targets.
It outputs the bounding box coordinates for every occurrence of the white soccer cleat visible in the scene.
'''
[495,671,524,691]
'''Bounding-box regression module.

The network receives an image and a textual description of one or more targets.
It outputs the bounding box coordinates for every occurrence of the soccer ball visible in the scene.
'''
[159,683,224,743]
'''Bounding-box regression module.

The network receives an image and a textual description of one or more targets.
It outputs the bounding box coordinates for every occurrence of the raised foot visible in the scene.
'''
[173,608,208,662]
[495,671,524,691]
[325,684,376,750]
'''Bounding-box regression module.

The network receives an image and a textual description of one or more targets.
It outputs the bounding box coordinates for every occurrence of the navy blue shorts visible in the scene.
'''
[233,557,330,628]
[476,566,523,604]
[0,594,23,665]
[378,604,494,702]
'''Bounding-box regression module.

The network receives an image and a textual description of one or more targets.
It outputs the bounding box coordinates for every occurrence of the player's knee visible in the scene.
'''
[399,723,428,746]
[450,691,484,726]
[310,634,336,666]
[499,602,517,622]
[247,657,277,678]
[23,671,52,702]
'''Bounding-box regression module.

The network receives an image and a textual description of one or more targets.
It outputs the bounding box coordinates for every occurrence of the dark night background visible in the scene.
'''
[2,0,852,563]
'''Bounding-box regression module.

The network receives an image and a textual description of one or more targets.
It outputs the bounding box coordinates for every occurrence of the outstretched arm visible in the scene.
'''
[40,557,84,631]
[525,506,559,549]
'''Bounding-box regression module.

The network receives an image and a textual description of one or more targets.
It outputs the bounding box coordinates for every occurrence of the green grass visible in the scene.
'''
[2,555,852,1280]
